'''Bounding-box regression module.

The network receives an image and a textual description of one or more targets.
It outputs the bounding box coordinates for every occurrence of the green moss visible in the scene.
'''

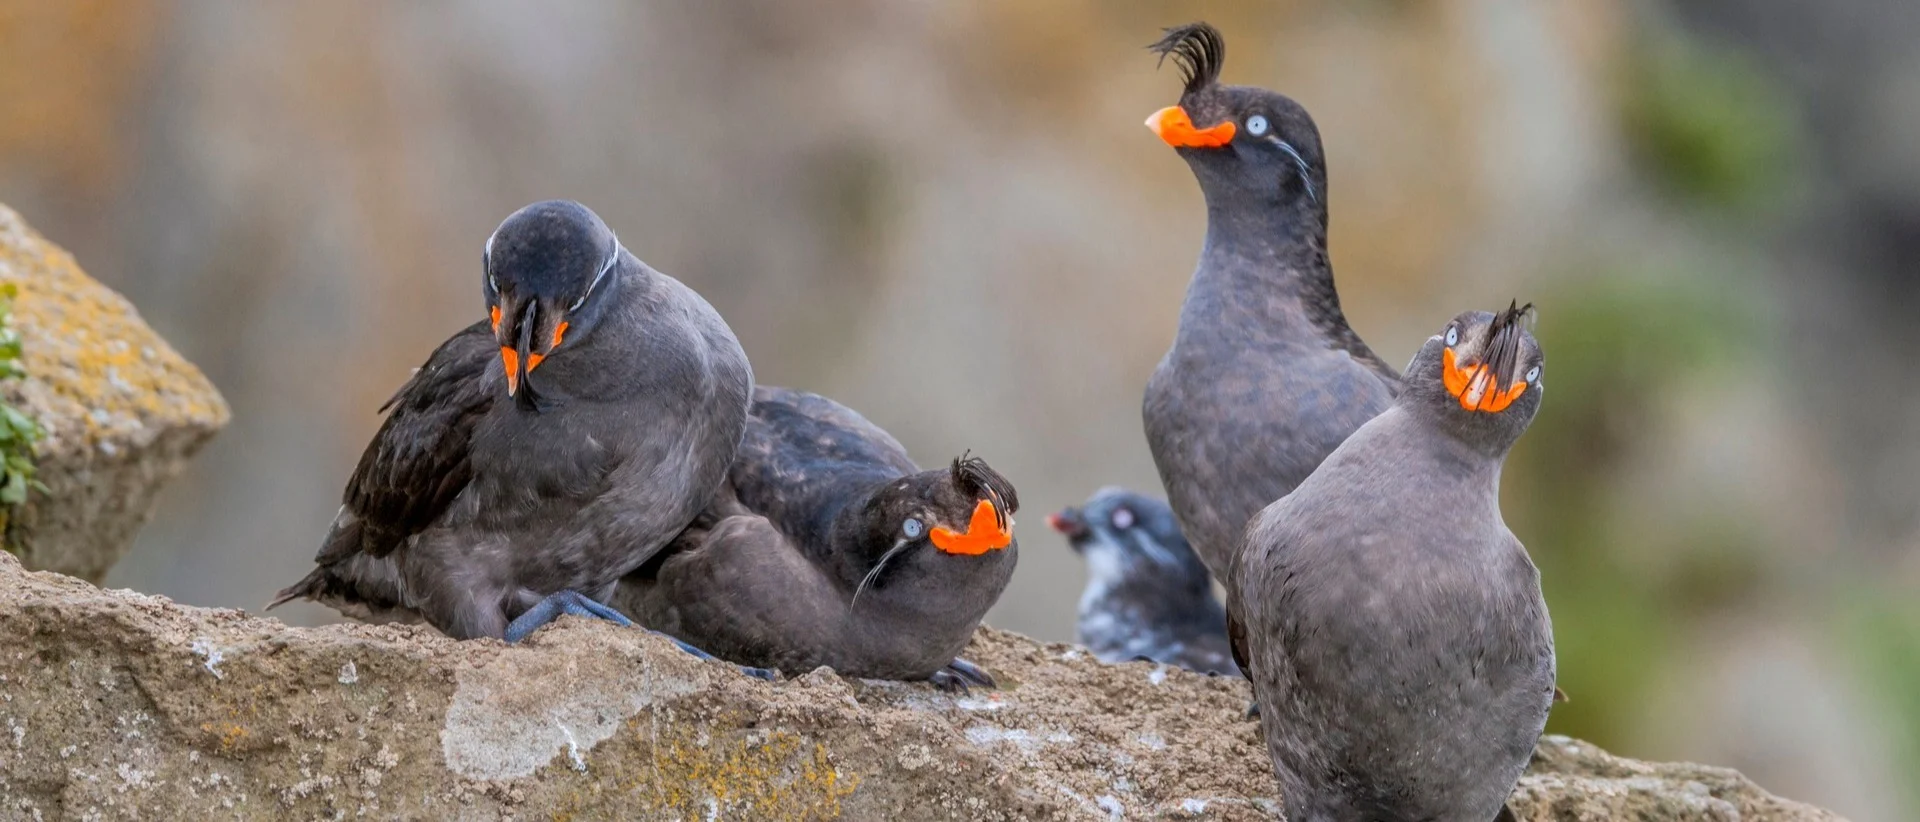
[0,282,44,551]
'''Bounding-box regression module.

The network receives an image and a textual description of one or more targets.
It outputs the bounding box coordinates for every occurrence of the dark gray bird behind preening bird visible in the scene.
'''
[1232,303,1555,822]
[610,385,1018,690]
[270,200,753,643]
[1140,21,1401,588]
[1049,487,1238,676]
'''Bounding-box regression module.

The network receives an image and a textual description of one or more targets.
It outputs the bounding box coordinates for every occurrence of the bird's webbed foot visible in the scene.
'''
[504,589,634,642]
[505,591,779,681]
[651,632,780,681]
[928,657,996,693]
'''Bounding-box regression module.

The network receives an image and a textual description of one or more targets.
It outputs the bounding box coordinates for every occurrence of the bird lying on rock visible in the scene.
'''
[1140,21,1400,591]
[270,200,756,666]
[1232,303,1555,822]
[611,385,1018,691]
[1049,488,1237,676]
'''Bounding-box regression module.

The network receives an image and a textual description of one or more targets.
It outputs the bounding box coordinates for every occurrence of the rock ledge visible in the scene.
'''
[0,553,1842,821]
[0,203,229,581]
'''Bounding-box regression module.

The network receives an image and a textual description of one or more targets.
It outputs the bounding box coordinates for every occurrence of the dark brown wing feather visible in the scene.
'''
[317,320,495,564]
[1227,609,1251,678]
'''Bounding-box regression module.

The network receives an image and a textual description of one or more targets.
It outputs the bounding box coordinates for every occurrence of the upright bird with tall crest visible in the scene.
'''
[1140,21,1400,594]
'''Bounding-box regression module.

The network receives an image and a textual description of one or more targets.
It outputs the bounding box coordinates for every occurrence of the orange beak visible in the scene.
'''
[930,499,1014,556]
[1443,347,1527,413]
[1146,105,1236,149]
[491,305,569,398]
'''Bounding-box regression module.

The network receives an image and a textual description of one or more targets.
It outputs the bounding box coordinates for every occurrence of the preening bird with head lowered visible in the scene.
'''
[271,200,753,644]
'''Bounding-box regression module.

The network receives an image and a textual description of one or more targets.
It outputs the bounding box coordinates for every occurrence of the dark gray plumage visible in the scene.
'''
[1141,21,1400,585]
[1049,488,1237,676]
[1231,304,1555,822]
[610,386,1018,689]
[271,200,753,641]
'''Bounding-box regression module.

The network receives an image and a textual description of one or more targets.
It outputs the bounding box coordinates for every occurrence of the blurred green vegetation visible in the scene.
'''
[1505,270,1761,748]
[1847,592,1920,812]
[1620,25,1798,209]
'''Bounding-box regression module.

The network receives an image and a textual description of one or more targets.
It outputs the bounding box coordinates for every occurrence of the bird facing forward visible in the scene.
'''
[271,200,753,644]
[1233,303,1555,822]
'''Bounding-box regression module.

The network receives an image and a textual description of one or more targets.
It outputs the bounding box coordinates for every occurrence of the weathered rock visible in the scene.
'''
[0,554,1839,821]
[0,202,229,582]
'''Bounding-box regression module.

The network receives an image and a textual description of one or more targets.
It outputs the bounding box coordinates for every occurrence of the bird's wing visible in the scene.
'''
[318,320,496,564]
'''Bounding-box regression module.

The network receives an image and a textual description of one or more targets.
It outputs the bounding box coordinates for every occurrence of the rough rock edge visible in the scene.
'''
[0,202,230,582]
[0,554,1841,821]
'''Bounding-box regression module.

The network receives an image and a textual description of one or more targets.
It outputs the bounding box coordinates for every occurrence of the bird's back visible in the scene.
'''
[1145,299,1398,581]
[727,386,918,559]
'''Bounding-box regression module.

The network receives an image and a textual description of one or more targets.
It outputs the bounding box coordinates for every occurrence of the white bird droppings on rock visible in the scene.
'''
[188,638,223,679]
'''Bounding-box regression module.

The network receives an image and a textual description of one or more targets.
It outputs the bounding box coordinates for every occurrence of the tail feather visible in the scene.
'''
[266,566,329,611]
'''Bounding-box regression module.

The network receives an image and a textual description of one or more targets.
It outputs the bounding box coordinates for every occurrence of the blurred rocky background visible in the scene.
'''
[0,1,1910,818]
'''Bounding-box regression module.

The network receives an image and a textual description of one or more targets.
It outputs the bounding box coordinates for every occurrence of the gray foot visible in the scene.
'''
[504,589,633,642]
[929,658,995,693]
[504,591,777,681]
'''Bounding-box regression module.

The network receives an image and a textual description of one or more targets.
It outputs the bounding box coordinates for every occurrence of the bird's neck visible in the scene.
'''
[1181,200,1347,341]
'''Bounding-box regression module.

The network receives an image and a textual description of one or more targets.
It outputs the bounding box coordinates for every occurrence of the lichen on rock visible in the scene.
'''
[0,202,228,581]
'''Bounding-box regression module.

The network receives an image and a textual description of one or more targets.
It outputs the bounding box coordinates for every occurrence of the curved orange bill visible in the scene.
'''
[1442,347,1526,413]
[1146,105,1236,149]
[930,499,1014,556]
[525,321,568,372]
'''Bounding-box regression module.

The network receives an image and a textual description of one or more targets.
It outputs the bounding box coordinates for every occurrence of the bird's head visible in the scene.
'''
[877,454,1020,558]
[1145,22,1327,215]
[844,454,1020,610]
[1048,487,1209,591]
[482,200,625,409]
[1406,301,1546,450]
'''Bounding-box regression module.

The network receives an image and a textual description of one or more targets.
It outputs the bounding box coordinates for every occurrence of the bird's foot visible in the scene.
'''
[503,591,777,681]
[650,632,780,682]
[504,589,633,642]
[1244,699,1261,721]
[929,657,995,693]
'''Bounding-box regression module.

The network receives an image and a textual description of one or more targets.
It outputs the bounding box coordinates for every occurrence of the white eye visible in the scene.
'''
[1445,326,1459,346]
[1525,365,1540,384]
[1111,508,1135,530]
[902,518,924,539]
[1246,115,1269,136]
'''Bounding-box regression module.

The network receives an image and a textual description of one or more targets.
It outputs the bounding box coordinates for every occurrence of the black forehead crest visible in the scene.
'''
[1149,22,1226,97]
[950,453,1019,526]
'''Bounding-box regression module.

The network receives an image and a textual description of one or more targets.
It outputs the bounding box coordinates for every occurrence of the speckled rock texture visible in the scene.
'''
[0,554,1840,821]
[0,202,229,582]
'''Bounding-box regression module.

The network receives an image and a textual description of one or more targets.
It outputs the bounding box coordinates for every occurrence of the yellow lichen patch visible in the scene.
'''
[0,203,228,452]
[198,721,250,752]
[549,721,859,822]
